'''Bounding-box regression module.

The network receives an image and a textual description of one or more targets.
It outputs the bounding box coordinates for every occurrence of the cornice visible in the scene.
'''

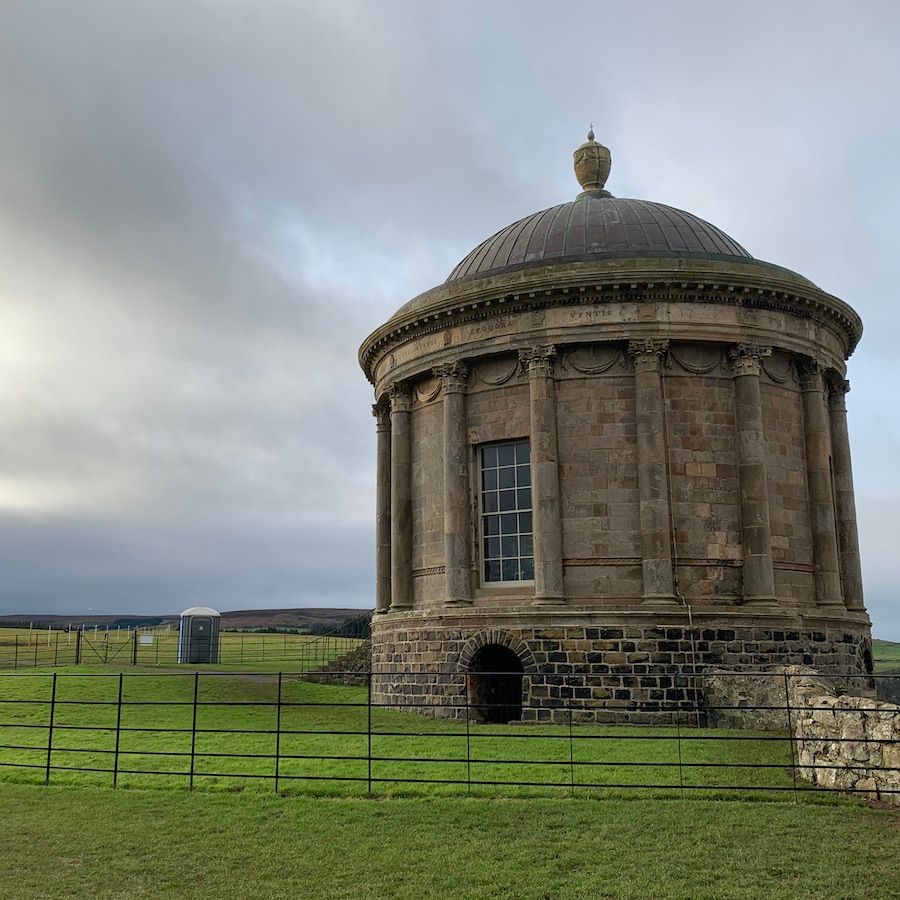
[358,257,862,383]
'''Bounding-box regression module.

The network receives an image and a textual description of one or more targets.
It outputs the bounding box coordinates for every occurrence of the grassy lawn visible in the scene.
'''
[0,668,842,800]
[0,627,359,669]
[0,783,898,899]
[873,638,900,672]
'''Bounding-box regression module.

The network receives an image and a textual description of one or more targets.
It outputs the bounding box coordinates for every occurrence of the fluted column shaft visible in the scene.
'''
[389,385,413,610]
[434,362,472,606]
[372,404,392,614]
[729,345,776,603]
[629,339,677,604]
[828,380,865,610]
[519,347,565,605]
[799,361,843,607]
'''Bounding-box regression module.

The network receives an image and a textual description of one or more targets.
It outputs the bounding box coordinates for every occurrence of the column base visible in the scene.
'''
[388,604,413,612]
[641,594,679,605]
[532,595,566,606]
[374,608,389,615]
[444,599,473,608]
[743,595,777,606]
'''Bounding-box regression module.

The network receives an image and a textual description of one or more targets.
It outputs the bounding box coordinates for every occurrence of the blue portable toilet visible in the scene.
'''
[178,607,221,663]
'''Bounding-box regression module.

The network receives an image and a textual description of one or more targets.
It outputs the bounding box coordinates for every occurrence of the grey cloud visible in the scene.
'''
[0,1,898,636]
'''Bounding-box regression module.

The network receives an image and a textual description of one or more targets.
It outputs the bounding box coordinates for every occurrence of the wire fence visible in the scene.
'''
[0,669,896,801]
[0,619,370,670]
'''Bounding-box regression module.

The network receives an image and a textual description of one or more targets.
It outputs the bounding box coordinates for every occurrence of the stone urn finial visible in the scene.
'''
[573,127,612,197]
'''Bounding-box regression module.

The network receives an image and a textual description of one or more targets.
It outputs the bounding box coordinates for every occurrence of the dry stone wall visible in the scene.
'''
[706,666,899,805]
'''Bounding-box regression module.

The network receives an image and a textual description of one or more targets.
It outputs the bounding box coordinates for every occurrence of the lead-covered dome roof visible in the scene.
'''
[447,129,751,283]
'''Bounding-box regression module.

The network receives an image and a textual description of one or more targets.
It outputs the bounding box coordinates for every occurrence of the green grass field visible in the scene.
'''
[2,669,899,898]
[0,667,844,800]
[873,638,900,672]
[0,785,898,899]
[0,627,360,669]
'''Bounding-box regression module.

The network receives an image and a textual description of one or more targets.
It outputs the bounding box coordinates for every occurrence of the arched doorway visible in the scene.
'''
[467,645,524,723]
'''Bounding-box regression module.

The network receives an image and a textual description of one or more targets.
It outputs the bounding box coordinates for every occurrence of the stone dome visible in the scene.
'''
[446,195,752,283]
[447,128,751,283]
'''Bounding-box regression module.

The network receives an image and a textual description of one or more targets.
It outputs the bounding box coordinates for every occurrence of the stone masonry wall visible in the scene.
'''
[372,621,870,725]
[705,666,899,805]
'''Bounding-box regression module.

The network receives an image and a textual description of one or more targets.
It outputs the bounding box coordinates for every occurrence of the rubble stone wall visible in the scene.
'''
[706,666,899,805]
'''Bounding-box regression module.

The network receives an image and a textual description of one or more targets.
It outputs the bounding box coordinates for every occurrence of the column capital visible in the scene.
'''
[518,345,557,379]
[388,382,412,413]
[372,403,391,432]
[797,358,826,392]
[827,378,851,411]
[432,361,469,394]
[628,338,669,374]
[728,343,772,378]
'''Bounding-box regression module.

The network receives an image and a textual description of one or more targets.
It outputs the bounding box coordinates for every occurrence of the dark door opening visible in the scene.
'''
[467,645,524,723]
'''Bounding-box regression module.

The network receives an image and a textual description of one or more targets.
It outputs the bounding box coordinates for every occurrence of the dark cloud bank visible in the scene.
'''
[1,2,898,637]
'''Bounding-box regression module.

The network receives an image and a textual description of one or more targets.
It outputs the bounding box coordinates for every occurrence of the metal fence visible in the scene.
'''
[0,669,896,800]
[0,619,370,670]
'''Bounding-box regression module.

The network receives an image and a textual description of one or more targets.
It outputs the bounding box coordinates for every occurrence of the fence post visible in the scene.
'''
[675,693,685,799]
[33,639,38,668]
[53,633,59,668]
[274,671,282,795]
[783,672,798,803]
[568,705,575,798]
[75,629,82,666]
[44,672,57,785]
[13,636,18,670]
[240,635,244,664]
[131,630,138,666]
[367,670,373,796]
[189,672,199,791]
[113,672,124,788]
[465,679,471,796]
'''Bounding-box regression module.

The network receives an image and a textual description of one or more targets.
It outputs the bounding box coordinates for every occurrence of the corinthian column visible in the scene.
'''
[728,344,776,604]
[372,403,392,614]
[798,360,843,608]
[519,346,565,605]
[389,384,413,610]
[828,379,865,610]
[628,339,677,604]
[434,362,472,606]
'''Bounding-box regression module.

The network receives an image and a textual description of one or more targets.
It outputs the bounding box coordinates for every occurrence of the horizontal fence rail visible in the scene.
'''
[0,669,896,801]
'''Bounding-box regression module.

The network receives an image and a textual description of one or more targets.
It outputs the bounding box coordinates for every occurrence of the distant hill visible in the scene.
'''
[0,607,369,631]
[873,638,900,673]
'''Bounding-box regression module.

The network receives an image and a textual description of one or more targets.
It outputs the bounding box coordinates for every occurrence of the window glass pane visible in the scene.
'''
[498,444,515,466]
[480,439,532,583]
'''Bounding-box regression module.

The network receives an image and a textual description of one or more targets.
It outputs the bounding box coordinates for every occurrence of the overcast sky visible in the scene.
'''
[1,1,898,637]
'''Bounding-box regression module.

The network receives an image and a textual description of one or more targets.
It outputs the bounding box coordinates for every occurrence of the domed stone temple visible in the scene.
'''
[358,132,872,722]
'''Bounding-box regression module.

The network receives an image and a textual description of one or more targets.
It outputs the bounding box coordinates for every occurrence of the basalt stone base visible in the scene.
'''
[371,609,872,725]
